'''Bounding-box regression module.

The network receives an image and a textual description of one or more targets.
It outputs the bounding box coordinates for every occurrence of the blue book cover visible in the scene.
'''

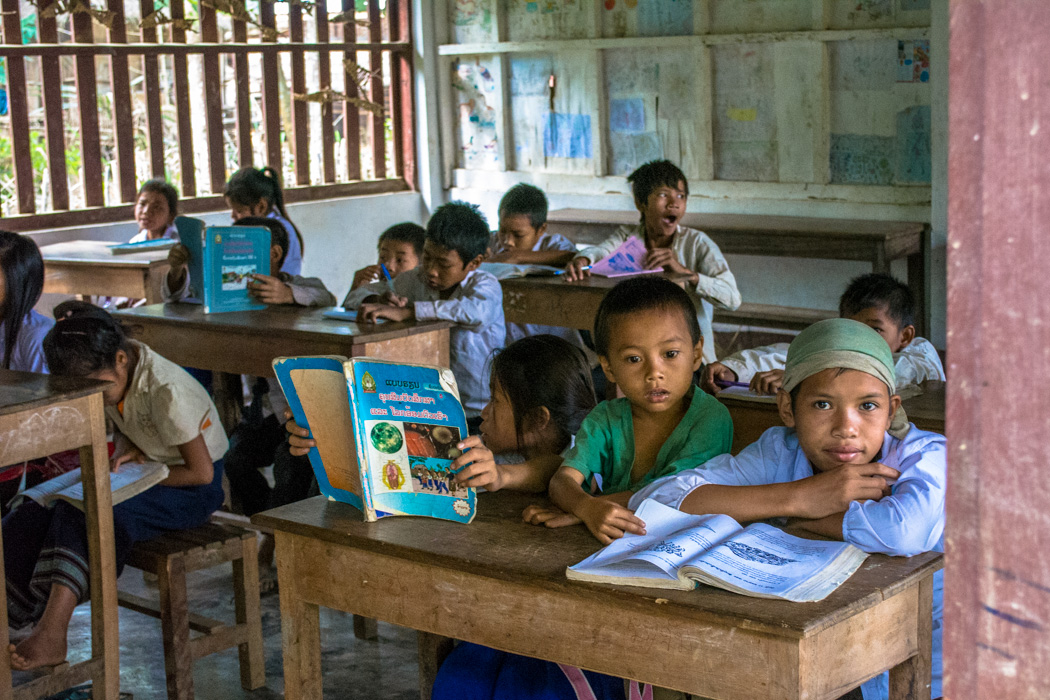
[174,216,206,302]
[272,356,475,524]
[201,226,269,313]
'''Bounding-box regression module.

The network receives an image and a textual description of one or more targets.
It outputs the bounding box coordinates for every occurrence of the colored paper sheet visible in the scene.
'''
[897,40,930,83]
[609,98,646,133]
[829,133,894,185]
[727,108,757,122]
[543,113,592,159]
[896,105,931,183]
[638,0,693,37]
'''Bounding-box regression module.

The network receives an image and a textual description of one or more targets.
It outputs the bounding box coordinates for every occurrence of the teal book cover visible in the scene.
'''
[201,226,269,313]
[174,216,206,302]
[271,356,475,524]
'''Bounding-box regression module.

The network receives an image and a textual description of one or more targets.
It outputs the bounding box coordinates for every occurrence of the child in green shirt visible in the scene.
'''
[525,276,732,544]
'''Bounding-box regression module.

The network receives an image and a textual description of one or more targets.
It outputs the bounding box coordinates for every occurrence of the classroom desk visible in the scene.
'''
[112,304,452,378]
[255,491,941,700]
[0,371,119,700]
[40,240,172,304]
[719,381,945,455]
[546,209,928,334]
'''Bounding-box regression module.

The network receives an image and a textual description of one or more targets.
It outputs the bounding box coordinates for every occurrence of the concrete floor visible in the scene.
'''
[37,563,422,700]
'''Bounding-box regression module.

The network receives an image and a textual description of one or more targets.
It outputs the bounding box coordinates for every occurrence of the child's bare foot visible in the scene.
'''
[8,624,67,671]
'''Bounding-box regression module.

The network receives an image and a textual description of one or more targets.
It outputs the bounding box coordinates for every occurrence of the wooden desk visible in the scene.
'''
[0,371,119,700]
[40,240,172,304]
[255,492,941,700]
[113,304,452,378]
[547,210,929,334]
[720,381,945,455]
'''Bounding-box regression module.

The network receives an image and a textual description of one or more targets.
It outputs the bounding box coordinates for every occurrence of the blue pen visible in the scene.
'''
[715,379,751,389]
[380,263,392,281]
[554,265,592,276]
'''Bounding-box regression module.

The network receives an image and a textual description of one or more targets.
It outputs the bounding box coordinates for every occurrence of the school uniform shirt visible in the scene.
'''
[576,224,741,364]
[269,212,302,276]
[107,341,230,465]
[128,222,179,244]
[562,388,732,494]
[0,310,53,373]
[345,268,506,418]
[630,425,945,700]
[718,336,945,389]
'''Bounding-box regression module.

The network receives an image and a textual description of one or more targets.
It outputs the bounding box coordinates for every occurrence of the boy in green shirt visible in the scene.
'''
[525,276,733,544]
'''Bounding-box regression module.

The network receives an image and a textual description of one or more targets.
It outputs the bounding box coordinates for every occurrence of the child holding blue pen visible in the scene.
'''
[346,222,426,295]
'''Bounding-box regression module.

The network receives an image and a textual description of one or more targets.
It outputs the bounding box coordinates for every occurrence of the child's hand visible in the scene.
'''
[522,504,582,528]
[450,436,502,490]
[749,369,785,395]
[111,446,148,472]
[700,362,738,395]
[249,274,294,305]
[563,257,592,281]
[351,265,382,290]
[644,248,690,276]
[576,498,646,545]
[167,243,190,271]
[795,462,901,519]
[359,303,414,323]
[282,409,315,457]
[379,292,409,308]
[487,250,517,264]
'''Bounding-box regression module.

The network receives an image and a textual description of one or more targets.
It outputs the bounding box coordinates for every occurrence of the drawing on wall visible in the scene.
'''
[543,113,592,158]
[897,40,930,83]
[602,0,692,37]
[712,43,778,181]
[830,39,896,90]
[452,59,500,170]
[609,98,646,133]
[507,0,588,40]
[896,105,931,183]
[830,133,894,185]
[610,132,663,175]
[451,0,493,43]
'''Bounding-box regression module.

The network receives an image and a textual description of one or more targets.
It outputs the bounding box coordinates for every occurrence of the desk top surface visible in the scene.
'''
[718,380,945,424]
[40,239,171,267]
[0,369,110,416]
[500,271,692,292]
[548,209,926,240]
[114,303,452,344]
[256,491,941,639]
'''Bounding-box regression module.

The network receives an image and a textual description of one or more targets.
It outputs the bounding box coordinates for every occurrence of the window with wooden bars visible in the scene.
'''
[0,0,415,229]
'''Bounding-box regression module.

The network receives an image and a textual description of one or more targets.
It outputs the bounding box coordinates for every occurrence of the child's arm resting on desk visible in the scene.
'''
[545,467,644,544]
[414,274,503,328]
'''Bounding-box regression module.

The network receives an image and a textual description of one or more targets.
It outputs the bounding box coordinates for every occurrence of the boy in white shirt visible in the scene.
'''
[702,273,944,396]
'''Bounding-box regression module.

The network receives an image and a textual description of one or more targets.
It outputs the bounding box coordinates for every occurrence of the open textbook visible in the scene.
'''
[568,499,867,602]
[272,356,476,524]
[17,462,169,512]
[478,262,564,279]
[174,216,271,313]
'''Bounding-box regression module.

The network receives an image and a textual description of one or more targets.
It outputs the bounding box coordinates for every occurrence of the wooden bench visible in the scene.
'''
[117,521,266,700]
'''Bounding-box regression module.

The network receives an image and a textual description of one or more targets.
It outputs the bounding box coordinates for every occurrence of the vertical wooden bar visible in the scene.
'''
[315,8,336,183]
[289,2,309,185]
[590,50,608,176]
[169,0,197,196]
[367,0,386,179]
[72,11,105,207]
[693,1,713,182]
[260,0,283,170]
[947,3,1050,698]
[199,1,226,193]
[232,9,253,167]
[108,0,137,202]
[37,8,70,210]
[388,0,415,186]
[140,0,166,177]
[1,0,34,214]
[773,41,829,184]
[341,0,361,180]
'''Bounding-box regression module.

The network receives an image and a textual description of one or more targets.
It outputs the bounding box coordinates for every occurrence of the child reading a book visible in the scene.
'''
[563,160,741,365]
[129,179,179,243]
[633,318,945,700]
[345,201,506,432]
[347,222,426,293]
[702,273,945,396]
[4,302,228,671]
[524,276,733,544]
[0,230,51,373]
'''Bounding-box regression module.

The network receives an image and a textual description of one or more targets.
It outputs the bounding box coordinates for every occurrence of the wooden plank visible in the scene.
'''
[117,591,226,634]
[260,0,283,170]
[169,0,196,197]
[199,0,227,194]
[139,0,166,177]
[773,41,829,184]
[315,9,336,183]
[275,531,323,700]
[107,0,138,203]
[693,43,715,181]
[589,50,607,177]
[36,9,69,210]
[0,41,409,58]
[341,0,362,180]
[1,0,35,214]
[290,2,310,186]
[232,16,253,167]
[233,536,266,689]
[417,632,455,700]
[367,0,386,179]
[71,11,105,207]
[388,0,415,187]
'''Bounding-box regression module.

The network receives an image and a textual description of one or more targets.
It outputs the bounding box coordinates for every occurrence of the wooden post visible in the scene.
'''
[342,0,362,181]
[37,7,70,210]
[140,0,166,178]
[367,0,386,179]
[108,0,138,202]
[260,0,283,171]
[169,0,197,196]
[289,3,310,186]
[199,0,227,194]
[316,8,337,183]
[946,2,1050,698]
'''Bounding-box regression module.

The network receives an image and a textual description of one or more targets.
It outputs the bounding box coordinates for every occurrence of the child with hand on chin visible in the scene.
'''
[562,160,741,365]
[524,276,733,544]
[347,222,425,293]
[634,318,945,700]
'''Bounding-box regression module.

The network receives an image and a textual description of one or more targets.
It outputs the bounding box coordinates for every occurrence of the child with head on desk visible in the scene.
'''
[129,179,179,243]
[345,201,506,433]
[702,273,945,396]
[563,159,741,365]
[347,222,425,293]
[524,276,733,544]
[0,230,51,373]
[634,318,945,700]
[5,301,229,671]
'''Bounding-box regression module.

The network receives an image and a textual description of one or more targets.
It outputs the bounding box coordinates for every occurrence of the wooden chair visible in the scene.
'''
[117,521,266,700]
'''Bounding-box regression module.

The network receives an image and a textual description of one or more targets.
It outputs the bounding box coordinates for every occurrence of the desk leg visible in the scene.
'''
[276,532,322,700]
[417,631,454,700]
[0,515,12,698]
[888,574,934,700]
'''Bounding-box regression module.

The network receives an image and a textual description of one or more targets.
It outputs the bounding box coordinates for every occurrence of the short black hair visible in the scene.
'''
[44,301,132,376]
[839,273,915,329]
[378,222,426,257]
[498,183,548,230]
[593,277,701,356]
[233,216,289,270]
[426,201,490,264]
[137,178,179,216]
[627,160,689,208]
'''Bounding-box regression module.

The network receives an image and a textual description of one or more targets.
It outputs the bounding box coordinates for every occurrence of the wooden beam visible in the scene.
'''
[72,10,105,207]
[169,0,196,197]
[259,0,283,170]
[341,0,362,181]
[36,7,69,210]
[108,0,138,202]
[139,0,166,178]
[199,0,227,194]
[231,11,253,168]
[289,2,310,186]
[316,9,337,183]
[367,0,387,179]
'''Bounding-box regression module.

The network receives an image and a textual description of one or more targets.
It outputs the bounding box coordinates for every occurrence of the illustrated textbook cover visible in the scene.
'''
[272,356,476,523]
[174,216,270,313]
